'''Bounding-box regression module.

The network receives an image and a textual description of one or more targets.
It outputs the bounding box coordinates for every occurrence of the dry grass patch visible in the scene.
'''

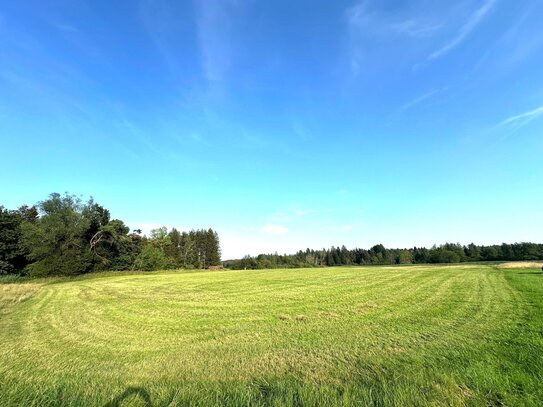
[352,301,379,315]
[497,261,542,269]
[0,283,42,314]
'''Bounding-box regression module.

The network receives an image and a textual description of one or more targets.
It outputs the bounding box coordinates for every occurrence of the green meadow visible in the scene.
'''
[1,264,542,406]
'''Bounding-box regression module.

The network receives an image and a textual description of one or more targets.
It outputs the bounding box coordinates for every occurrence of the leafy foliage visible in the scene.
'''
[20,194,99,276]
[224,242,543,269]
[133,244,168,271]
[0,192,221,275]
[2,191,540,275]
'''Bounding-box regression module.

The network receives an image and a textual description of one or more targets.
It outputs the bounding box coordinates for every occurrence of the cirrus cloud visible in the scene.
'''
[261,224,289,235]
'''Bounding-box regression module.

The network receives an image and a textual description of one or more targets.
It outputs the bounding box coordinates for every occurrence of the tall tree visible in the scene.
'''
[205,228,221,267]
[0,206,36,274]
[20,193,93,276]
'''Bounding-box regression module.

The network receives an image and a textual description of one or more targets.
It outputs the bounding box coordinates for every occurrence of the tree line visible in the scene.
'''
[2,192,540,276]
[0,193,221,276]
[223,242,543,270]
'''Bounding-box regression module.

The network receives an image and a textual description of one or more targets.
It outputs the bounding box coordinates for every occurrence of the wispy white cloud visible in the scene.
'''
[494,8,543,68]
[347,2,442,38]
[345,1,445,76]
[495,105,543,129]
[261,224,289,235]
[399,86,451,111]
[194,0,242,83]
[268,206,335,223]
[346,1,368,28]
[268,208,314,223]
[139,0,189,80]
[291,120,310,141]
[55,23,78,33]
[190,133,204,142]
[428,0,495,61]
[400,89,440,111]
[116,118,162,155]
[0,65,94,129]
[390,20,442,38]
[344,1,381,76]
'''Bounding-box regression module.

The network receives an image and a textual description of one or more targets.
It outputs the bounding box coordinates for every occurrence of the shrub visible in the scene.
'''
[133,245,167,271]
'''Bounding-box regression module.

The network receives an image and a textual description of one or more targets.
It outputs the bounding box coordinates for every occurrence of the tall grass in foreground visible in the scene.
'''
[0,265,542,406]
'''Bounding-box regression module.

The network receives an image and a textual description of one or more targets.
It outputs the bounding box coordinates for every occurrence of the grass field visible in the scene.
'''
[1,265,542,406]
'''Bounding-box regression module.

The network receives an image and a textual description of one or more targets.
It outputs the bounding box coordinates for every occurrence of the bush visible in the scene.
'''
[133,245,168,271]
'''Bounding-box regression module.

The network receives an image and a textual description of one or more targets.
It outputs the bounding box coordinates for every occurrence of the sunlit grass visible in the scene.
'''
[1,265,542,406]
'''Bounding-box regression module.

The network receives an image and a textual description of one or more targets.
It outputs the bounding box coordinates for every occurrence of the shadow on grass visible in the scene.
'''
[104,387,153,407]
[517,271,543,275]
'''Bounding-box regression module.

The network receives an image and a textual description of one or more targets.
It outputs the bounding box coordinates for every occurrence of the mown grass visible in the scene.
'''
[0,265,542,406]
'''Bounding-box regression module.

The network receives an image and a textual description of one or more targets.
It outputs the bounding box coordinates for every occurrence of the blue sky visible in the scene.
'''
[1,0,542,259]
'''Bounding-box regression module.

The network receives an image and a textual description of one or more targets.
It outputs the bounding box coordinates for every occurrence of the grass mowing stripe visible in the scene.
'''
[0,265,541,406]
